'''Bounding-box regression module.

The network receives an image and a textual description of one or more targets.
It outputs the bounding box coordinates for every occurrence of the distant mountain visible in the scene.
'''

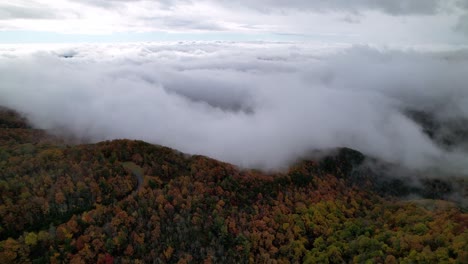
[0,108,466,263]
[406,109,468,152]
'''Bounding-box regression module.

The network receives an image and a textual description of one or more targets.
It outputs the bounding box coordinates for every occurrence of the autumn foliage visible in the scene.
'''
[0,109,466,263]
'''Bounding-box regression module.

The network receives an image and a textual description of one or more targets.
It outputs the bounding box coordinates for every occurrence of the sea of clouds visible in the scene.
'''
[1,42,467,174]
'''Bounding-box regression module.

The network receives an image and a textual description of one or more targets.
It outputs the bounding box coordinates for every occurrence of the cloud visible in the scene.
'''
[70,0,135,8]
[222,0,445,15]
[0,3,58,20]
[72,0,193,9]
[455,13,468,35]
[148,17,226,31]
[0,42,468,174]
[0,0,467,44]
[74,0,452,15]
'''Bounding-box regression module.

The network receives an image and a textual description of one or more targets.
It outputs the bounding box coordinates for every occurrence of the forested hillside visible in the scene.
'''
[0,109,466,263]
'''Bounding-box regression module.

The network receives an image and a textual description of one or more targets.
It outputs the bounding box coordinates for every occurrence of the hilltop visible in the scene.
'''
[0,108,466,263]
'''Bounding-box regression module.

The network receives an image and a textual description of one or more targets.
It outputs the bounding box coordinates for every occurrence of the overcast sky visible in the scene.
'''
[1,0,468,44]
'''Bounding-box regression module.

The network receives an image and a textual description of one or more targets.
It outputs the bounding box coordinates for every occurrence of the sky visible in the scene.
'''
[0,0,468,44]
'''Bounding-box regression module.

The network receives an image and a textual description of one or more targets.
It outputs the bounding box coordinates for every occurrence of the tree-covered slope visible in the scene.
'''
[0,109,466,263]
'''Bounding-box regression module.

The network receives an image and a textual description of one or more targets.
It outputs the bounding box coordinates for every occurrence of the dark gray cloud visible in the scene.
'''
[455,13,468,35]
[222,0,448,15]
[456,0,468,8]
[1,43,467,174]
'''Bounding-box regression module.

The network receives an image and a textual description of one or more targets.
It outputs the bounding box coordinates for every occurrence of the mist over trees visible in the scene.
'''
[0,109,466,263]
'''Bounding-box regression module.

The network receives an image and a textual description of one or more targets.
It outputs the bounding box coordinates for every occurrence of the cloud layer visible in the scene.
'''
[1,42,468,174]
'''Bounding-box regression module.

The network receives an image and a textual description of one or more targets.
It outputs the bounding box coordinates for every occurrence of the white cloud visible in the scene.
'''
[1,42,467,174]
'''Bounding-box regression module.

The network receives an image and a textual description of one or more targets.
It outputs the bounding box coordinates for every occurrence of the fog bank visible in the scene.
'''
[1,42,467,173]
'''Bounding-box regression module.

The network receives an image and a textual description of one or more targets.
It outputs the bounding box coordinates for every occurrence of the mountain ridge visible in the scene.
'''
[0,107,466,263]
